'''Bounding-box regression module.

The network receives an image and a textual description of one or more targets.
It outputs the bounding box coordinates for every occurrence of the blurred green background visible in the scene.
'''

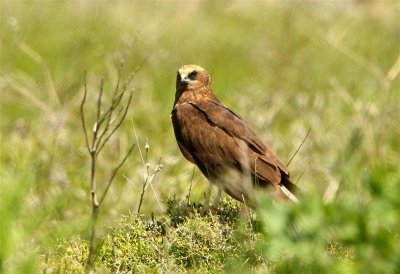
[0,1,399,272]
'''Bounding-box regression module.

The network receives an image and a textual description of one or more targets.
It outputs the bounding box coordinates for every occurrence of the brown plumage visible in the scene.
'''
[171,64,298,206]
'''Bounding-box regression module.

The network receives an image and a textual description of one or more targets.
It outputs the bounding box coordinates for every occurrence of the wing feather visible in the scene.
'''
[190,99,290,184]
[171,99,297,202]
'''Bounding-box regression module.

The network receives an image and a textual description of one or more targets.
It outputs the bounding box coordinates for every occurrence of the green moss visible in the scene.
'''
[41,236,88,273]
[99,216,163,272]
[42,199,262,273]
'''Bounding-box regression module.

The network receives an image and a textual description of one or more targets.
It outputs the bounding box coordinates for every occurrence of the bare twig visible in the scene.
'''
[96,79,103,127]
[137,158,163,214]
[97,91,124,127]
[96,70,125,140]
[131,122,164,214]
[97,92,133,154]
[80,72,90,154]
[98,142,136,206]
[80,70,136,272]
[96,94,124,149]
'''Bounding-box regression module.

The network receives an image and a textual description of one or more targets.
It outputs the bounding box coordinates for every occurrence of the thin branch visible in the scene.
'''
[109,106,125,125]
[96,78,104,124]
[90,79,104,153]
[85,205,99,273]
[137,158,163,214]
[98,142,136,206]
[145,140,150,176]
[96,75,125,129]
[131,121,164,213]
[144,159,163,193]
[80,71,90,153]
[96,103,124,150]
[82,67,137,272]
[113,66,122,100]
[89,160,99,206]
[97,91,133,153]
[145,158,164,213]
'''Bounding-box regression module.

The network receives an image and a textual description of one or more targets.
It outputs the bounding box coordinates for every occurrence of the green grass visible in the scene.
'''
[1,1,399,273]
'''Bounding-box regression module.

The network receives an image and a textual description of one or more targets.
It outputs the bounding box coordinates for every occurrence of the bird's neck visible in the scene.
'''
[174,86,217,106]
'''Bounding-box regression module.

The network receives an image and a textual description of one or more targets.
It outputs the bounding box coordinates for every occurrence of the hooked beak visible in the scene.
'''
[180,75,190,84]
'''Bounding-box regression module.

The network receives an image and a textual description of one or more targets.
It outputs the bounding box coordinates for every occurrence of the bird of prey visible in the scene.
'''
[171,64,298,208]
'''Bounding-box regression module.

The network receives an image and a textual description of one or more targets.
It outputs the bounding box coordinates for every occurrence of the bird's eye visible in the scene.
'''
[188,71,198,79]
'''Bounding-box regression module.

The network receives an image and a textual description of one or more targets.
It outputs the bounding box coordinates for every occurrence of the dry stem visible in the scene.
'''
[80,70,136,272]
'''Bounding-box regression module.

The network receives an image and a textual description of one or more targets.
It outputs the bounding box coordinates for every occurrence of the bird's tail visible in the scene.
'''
[273,171,299,202]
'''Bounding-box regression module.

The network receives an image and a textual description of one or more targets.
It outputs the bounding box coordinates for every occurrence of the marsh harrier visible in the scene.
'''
[171,65,298,207]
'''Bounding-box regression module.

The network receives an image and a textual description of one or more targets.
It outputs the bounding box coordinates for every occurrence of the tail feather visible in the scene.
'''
[276,184,299,203]
[277,170,299,202]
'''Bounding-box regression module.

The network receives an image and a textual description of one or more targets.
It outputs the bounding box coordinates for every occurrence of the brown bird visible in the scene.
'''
[171,64,298,207]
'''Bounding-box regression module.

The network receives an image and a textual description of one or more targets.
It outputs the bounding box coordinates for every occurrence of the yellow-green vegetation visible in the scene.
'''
[42,199,263,273]
[1,1,399,273]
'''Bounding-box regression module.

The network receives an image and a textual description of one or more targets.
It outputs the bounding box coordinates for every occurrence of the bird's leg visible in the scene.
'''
[212,187,222,208]
[202,184,213,212]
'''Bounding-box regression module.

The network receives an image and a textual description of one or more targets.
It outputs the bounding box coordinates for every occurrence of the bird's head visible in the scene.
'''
[176,64,211,93]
